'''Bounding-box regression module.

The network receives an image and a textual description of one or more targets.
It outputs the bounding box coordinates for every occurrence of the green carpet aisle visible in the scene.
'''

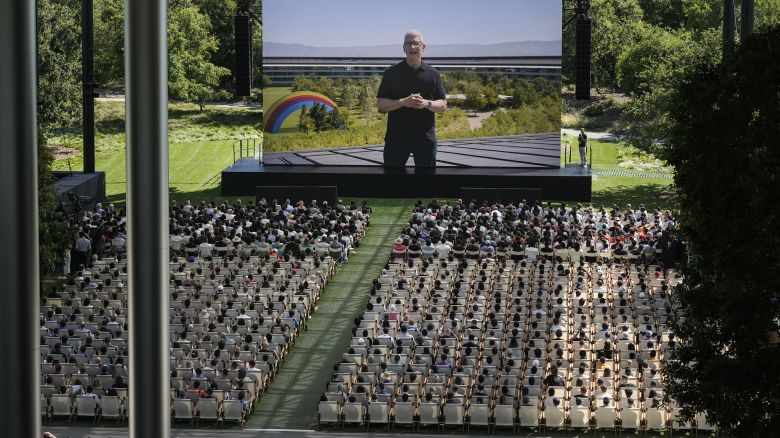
[246,199,413,429]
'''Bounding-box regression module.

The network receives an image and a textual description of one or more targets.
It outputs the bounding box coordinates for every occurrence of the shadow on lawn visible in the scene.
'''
[168,107,262,128]
[104,186,257,208]
[593,182,678,210]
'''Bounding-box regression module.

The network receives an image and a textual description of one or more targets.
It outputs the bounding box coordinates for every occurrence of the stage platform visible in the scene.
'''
[52,171,106,211]
[221,133,592,200]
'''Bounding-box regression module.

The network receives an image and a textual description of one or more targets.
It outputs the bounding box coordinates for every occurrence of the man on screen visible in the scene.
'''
[377,30,447,168]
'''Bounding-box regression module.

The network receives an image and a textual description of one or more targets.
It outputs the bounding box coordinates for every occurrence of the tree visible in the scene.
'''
[620,26,720,151]
[510,78,536,108]
[191,0,237,75]
[464,84,486,114]
[638,0,686,28]
[298,105,310,133]
[37,0,82,281]
[168,3,231,109]
[616,26,697,95]
[93,0,125,86]
[589,0,646,90]
[340,83,359,109]
[37,0,82,128]
[292,75,317,93]
[305,102,344,132]
[662,25,780,436]
[37,131,72,279]
[357,84,374,121]
[253,10,262,88]
[482,85,499,110]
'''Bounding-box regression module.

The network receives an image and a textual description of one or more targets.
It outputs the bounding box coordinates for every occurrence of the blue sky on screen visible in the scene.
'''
[264,0,561,47]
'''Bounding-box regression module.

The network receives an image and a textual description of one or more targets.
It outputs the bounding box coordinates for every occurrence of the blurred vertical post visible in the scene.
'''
[125,0,170,436]
[0,0,42,436]
[724,0,736,50]
[741,0,754,38]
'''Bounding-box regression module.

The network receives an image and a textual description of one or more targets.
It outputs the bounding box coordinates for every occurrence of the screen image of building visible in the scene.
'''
[263,56,561,86]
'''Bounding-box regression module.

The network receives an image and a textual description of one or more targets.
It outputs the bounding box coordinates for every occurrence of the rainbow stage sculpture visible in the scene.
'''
[263,91,337,133]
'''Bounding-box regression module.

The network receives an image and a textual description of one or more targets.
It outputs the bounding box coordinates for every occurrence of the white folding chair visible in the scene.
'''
[367,402,389,430]
[467,403,490,430]
[569,406,591,429]
[544,406,565,429]
[418,402,440,430]
[620,407,641,430]
[516,405,539,427]
[172,398,196,424]
[50,394,73,421]
[100,396,122,423]
[495,404,518,431]
[644,407,667,430]
[695,411,715,431]
[41,395,50,420]
[317,401,341,427]
[75,395,99,422]
[197,398,220,424]
[392,401,416,430]
[670,407,692,430]
[594,406,616,430]
[342,403,364,428]
[222,399,245,427]
[443,403,464,430]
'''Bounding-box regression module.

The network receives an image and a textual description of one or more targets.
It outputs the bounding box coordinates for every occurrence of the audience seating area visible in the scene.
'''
[318,200,711,432]
[40,198,370,424]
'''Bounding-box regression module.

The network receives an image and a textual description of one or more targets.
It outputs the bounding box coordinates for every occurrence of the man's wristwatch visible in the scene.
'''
[427,100,432,109]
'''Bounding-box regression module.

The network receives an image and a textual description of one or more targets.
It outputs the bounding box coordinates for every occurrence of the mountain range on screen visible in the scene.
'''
[264,41,561,57]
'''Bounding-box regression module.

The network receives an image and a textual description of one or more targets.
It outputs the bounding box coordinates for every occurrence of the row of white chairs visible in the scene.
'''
[318,399,714,432]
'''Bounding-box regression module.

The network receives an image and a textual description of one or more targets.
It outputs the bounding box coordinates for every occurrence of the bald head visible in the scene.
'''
[404,29,424,45]
[403,30,426,68]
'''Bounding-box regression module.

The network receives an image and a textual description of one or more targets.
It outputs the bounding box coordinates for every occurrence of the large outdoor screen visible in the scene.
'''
[261,0,561,170]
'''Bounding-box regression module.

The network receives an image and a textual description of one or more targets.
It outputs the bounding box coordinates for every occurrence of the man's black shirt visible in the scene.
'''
[377,60,446,146]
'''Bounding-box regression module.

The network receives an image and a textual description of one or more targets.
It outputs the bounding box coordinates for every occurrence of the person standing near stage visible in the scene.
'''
[578,128,588,167]
[377,30,447,168]
[74,231,92,271]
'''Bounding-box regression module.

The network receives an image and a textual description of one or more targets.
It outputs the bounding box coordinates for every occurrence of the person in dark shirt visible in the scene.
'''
[377,30,447,168]
[578,128,588,167]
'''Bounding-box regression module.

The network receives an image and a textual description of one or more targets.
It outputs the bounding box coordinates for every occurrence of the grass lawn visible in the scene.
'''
[560,135,677,210]
[50,100,261,206]
[48,97,676,210]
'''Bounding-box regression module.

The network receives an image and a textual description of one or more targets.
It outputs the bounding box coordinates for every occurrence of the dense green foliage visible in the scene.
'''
[268,73,559,149]
[562,0,780,151]
[38,0,83,128]
[292,76,383,115]
[92,0,260,102]
[37,0,82,278]
[290,74,559,115]
[48,101,260,154]
[563,0,780,90]
[168,2,231,108]
[662,26,780,436]
[297,103,345,133]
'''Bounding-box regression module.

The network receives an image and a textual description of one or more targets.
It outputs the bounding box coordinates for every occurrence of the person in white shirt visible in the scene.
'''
[198,241,214,258]
[435,240,451,259]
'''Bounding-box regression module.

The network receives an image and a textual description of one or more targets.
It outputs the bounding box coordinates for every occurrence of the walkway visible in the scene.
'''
[591,168,673,179]
[561,128,622,141]
[245,200,412,429]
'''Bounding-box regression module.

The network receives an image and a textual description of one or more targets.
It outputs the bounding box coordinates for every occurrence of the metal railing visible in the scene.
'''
[232,138,262,164]
[563,139,592,171]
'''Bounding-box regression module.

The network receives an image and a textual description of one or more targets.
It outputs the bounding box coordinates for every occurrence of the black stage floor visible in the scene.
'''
[221,133,591,200]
